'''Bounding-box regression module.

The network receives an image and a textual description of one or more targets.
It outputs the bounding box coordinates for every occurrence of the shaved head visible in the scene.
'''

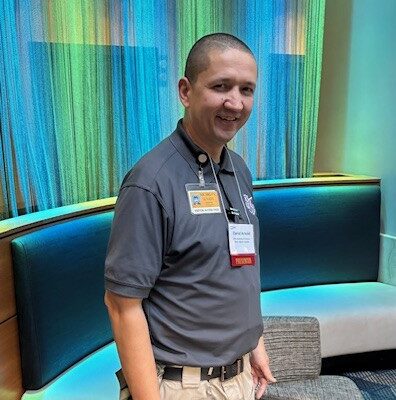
[184,33,254,83]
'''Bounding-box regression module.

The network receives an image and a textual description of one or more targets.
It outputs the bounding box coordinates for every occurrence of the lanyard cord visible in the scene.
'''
[208,149,251,225]
[225,148,251,225]
[209,157,229,225]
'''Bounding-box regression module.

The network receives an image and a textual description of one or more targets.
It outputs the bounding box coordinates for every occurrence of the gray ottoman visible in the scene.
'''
[261,316,363,400]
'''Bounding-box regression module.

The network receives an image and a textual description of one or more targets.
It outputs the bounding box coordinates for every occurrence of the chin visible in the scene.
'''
[215,130,238,144]
[213,121,244,140]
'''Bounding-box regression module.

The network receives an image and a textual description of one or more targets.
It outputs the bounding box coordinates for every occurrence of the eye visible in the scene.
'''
[212,83,228,92]
[241,87,254,96]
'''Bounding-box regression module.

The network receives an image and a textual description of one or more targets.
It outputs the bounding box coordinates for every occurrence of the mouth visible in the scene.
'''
[216,115,239,122]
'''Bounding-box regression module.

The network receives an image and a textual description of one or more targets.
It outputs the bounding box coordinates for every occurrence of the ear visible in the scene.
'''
[178,77,192,108]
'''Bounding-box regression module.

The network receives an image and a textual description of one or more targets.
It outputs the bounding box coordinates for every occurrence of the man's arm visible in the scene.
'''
[250,336,276,399]
[105,290,160,400]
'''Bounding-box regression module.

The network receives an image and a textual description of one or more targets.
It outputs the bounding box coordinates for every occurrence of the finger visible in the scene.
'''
[251,368,258,386]
[255,378,268,399]
[262,364,277,383]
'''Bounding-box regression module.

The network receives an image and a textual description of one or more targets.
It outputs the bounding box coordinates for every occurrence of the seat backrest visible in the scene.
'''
[12,211,114,390]
[254,183,380,291]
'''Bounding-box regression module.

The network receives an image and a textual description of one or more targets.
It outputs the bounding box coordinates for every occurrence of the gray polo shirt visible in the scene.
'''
[105,121,263,367]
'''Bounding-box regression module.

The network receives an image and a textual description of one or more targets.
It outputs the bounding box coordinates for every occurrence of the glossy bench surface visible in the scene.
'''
[22,342,120,400]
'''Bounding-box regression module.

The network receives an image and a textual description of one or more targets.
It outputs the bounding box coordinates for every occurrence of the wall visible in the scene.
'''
[315,0,396,284]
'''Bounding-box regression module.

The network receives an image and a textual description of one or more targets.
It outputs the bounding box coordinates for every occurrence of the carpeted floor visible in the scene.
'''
[322,350,396,400]
[343,369,396,400]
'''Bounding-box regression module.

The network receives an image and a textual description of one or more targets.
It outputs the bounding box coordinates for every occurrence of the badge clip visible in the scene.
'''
[226,207,240,222]
[198,167,205,187]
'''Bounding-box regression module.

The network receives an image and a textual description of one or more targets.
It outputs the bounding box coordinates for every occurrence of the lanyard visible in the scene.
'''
[208,148,251,225]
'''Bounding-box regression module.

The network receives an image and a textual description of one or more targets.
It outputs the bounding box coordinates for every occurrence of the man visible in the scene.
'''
[105,33,275,400]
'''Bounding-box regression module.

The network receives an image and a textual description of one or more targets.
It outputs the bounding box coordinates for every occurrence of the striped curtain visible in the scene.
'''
[0,0,325,220]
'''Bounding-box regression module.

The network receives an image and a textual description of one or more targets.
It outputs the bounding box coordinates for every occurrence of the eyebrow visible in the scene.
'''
[211,77,256,87]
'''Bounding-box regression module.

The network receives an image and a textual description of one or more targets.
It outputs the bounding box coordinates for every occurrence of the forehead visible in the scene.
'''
[198,48,257,84]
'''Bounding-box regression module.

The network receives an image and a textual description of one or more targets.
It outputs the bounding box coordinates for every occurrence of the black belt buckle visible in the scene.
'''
[220,358,243,381]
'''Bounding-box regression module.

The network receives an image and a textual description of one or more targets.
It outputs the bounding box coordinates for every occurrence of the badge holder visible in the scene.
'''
[185,182,222,215]
[228,223,256,267]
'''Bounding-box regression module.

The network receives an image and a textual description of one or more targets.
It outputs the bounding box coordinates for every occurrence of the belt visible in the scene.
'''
[162,357,244,382]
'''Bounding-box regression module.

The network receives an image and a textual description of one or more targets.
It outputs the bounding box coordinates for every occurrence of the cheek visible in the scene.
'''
[202,95,216,106]
[243,99,254,114]
[202,92,224,109]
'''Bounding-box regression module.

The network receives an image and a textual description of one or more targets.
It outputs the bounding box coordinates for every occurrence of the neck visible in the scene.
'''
[182,118,223,163]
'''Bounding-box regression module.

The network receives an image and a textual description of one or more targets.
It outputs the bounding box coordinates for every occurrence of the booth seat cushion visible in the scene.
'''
[264,376,363,400]
[12,211,115,390]
[22,342,120,400]
[261,282,396,357]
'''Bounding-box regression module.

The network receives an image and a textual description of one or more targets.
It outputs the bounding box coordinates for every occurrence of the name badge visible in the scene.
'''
[228,223,256,267]
[186,183,222,215]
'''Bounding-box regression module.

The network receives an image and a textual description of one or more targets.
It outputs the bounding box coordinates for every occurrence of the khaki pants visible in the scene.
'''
[119,354,255,400]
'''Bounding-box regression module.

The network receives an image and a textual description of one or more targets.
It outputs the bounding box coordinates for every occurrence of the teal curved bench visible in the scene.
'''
[8,176,392,399]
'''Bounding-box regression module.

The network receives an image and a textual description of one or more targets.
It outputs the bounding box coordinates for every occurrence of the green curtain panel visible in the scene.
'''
[0,0,325,220]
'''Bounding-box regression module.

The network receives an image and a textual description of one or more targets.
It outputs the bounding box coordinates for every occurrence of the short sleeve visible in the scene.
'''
[104,185,170,298]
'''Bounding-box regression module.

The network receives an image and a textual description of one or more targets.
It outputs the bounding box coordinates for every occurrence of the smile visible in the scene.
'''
[217,115,239,121]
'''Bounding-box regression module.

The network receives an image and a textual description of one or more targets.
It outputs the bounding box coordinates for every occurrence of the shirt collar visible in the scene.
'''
[169,119,235,176]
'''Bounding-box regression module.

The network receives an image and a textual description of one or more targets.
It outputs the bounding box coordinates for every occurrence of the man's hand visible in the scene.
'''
[250,336,276,399]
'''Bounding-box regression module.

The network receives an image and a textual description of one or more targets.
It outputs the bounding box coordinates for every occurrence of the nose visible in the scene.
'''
[223,90,243,112]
